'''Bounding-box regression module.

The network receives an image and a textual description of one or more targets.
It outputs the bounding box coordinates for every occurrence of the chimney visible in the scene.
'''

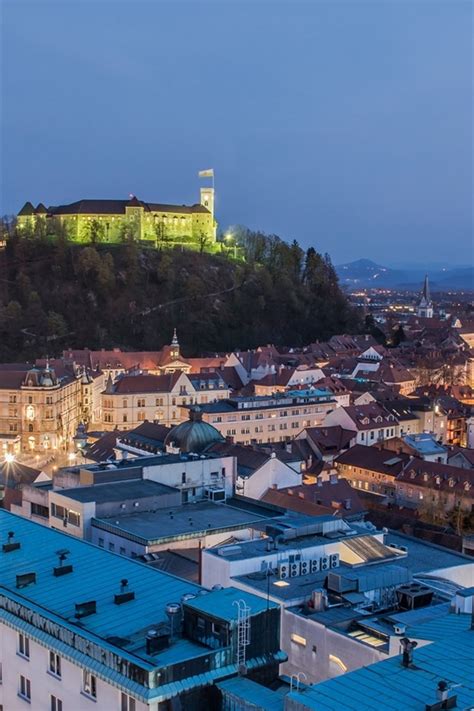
[316,475,323,487]
[329,473,338,485]
[400,637,417,667]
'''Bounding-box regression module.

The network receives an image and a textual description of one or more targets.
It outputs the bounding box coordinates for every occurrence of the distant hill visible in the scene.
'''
[336,258,473,291]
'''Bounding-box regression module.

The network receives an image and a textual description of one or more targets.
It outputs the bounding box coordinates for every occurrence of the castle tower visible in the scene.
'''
[200,187,215,217]
[417,275,433,318]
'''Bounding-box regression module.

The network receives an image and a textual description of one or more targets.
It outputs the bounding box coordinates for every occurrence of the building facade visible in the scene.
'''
[17,187,217,244]
[0,362,103,455]
[189,390,337,445]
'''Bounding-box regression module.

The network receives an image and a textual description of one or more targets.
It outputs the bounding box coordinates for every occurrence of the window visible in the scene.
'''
[67,510,81,527]
[137,398,145,407]
[49,651,61,677]
[121,693,136,711]
[82,670,97,699]
[120,546,126,555]
[98,537,104,548]
[109,542,115,551]
[18,633,30,659]
[182,472,186,484]
[123,414,128,423]
[51,696,62,711]
[31,502,49,518]
[19,675,31,701]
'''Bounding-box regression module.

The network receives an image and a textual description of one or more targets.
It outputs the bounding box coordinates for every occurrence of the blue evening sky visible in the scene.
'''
[1,0,472,265]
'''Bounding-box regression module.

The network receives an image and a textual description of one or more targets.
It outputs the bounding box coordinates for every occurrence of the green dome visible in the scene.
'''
[165,407,224,453]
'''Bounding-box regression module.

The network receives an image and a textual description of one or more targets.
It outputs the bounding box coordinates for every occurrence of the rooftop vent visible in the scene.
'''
[54,549,73,577]
[400,637,417,667]
[146,628,170,655]
[3,530,20,553]
[16,572,36,589]
[425,680,457,711]
[114,579,135,605]
[75,600,97,619]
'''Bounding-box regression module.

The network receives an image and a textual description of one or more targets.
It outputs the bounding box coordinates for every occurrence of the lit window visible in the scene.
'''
[290,633,307,647]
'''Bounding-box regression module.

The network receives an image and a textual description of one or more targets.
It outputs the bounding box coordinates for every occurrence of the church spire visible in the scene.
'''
[417,274,433,318]
[422,274,431,304]
[171,328,179,347]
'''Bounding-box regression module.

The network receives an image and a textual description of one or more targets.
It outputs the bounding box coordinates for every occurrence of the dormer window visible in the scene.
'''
[423,473,429,482]
[435,476,441,486]
[448,478,455,488]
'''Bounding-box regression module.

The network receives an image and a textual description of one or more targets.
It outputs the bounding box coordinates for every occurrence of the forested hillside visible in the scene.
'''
[0,226,361,361]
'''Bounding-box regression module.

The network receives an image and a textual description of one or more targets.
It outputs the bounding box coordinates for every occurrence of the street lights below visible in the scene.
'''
[4,453,15,464]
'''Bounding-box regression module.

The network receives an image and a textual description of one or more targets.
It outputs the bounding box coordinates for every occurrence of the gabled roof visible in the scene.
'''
[335,445,411,477]
[109,372,182,394]
[18,201,35,216]
[304,425,356,455]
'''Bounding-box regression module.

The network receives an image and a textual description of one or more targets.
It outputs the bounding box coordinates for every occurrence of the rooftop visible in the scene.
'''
[92,500,278,544]
[55,479,177,504]
[287,613,474,710]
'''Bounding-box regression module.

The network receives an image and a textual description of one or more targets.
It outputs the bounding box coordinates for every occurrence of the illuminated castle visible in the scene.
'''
[17,185,216,244]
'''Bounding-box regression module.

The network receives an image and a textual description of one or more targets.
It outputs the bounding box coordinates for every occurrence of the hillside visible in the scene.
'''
[0,232,361,361]
[336,258,473,290]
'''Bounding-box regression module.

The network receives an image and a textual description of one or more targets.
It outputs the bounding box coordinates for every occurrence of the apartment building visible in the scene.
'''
[188,389,337,445]
[102,370,229,429]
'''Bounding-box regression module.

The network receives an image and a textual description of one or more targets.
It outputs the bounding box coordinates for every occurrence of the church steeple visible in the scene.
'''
[170,328,180,359]
[417,274,433,318]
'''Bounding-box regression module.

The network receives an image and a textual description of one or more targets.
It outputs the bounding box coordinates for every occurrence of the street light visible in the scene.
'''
[225,233,237,259]
[4,453,15,464]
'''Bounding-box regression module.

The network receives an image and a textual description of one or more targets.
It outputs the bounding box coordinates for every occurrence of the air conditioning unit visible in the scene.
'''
[310,558,320,573]
[290,561,301,577]
[278,562,289,579]
[330,553,340,568]
[320,555,330,571]
[300,560,309,575]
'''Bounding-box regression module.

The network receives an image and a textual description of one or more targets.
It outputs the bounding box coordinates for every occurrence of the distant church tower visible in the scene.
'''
[417,275,433,318]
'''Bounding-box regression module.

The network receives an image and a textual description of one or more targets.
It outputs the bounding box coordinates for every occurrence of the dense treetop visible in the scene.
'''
[0,220,361,361]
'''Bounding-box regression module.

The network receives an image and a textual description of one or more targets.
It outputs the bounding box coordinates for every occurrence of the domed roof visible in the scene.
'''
[165,407,224,454]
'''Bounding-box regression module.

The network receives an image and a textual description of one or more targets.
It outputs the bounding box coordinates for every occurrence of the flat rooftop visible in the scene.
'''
[92,500,278,544]
[56,479,178,504]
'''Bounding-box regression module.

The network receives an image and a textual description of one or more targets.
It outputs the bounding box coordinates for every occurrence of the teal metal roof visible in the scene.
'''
[0,510,201,651]
[217,676,284,711]
[184,587,278,622]
[287,613,474,711]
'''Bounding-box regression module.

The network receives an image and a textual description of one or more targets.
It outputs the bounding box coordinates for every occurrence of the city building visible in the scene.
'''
[0,360,103,455]
[395,459,474,516]
[17,186,217,243]
[323,403,400,445]
[205,441,303,499]
[286,609,474,710]
[187,389,337,445]
[101,369,230,429]
[0,510,283,710]
[334,445,411,499]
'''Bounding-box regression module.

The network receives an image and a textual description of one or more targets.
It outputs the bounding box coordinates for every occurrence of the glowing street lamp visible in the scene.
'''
[4,453,15,464]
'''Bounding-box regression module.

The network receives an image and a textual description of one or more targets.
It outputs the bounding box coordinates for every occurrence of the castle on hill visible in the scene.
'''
[17,184,216,244]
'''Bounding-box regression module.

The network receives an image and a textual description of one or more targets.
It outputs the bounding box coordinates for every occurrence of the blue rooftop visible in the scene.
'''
[403,432,447,455]
[184,586,278,622]
[286,613,474,711]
